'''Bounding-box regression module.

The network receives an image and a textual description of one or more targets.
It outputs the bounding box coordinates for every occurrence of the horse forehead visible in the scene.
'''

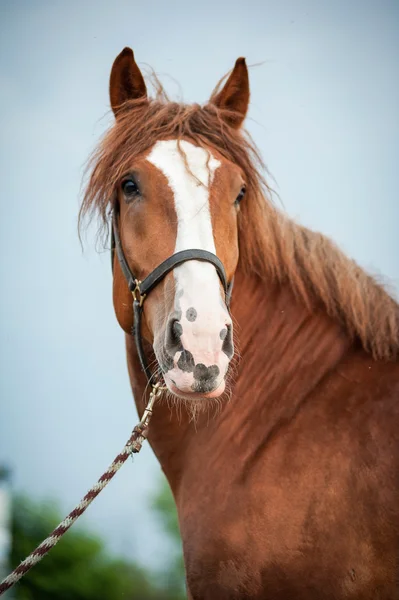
[146,139,221,193]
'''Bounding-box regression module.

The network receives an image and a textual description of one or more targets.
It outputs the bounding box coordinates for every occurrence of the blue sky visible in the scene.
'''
[1,0,398,568]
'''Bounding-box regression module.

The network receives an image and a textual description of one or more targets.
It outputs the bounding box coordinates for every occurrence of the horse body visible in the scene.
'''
[82,48,399,598]
[127,271,399,599]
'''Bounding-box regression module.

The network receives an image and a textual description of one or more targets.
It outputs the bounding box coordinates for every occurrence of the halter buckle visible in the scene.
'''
[132,279,146,307]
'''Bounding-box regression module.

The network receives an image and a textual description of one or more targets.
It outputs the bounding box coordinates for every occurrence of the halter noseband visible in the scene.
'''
[111,209,233,385]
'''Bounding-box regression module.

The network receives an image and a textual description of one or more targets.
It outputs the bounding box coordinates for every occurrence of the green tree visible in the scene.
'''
[10,489,185,600]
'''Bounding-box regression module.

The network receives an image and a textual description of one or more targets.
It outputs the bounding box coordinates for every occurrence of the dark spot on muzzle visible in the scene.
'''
[194,363,218,380]
[220,328,227,341]
[192,363,220,393]
[186,307,197,322]
[177,349,195,373]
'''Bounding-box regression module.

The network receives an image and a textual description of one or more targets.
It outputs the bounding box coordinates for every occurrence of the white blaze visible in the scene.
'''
[147,139,220,254]
[147,139,229,372]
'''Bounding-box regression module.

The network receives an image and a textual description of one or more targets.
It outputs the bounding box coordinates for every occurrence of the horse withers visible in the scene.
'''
[81,48,399,599]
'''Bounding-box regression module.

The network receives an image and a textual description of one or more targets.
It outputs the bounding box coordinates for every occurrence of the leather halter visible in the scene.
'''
[111,209,233,385]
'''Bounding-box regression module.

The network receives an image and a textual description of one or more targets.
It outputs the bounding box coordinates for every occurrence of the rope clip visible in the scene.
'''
[130,382,166,455]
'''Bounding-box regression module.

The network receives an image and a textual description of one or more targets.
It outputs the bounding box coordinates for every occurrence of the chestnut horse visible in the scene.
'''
[81,48,399,599]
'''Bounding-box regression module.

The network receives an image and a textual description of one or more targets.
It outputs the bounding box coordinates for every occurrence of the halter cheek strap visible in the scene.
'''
[111,211,233,384]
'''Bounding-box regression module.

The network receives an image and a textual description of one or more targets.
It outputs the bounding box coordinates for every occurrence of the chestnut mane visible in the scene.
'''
[81,82,399,361]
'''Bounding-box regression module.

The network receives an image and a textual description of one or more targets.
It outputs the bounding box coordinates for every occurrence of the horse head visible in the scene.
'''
[101,48,251,400]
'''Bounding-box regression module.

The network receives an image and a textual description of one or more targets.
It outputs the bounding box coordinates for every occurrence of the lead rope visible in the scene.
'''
[0,382,165,597]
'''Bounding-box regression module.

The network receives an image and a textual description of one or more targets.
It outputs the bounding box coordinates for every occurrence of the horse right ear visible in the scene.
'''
[109,47,147,116]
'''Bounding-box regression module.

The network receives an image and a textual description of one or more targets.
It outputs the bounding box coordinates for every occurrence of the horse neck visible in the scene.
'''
[125,268,352,490]
[227,269,352,446]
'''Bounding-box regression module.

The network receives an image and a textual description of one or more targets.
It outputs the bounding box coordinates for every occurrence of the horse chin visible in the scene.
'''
[164,376,226,401]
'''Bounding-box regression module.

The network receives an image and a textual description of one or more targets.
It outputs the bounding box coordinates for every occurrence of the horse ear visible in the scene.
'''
[109,47,147,116]
[211,58,250,129]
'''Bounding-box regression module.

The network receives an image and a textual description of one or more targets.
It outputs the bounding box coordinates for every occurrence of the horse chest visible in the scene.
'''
[177,429,399,600]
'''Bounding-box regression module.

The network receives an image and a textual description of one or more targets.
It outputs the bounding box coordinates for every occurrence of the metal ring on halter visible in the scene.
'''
[132,280,146,307]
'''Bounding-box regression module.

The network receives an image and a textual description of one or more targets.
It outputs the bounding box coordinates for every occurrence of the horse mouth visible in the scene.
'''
[165,376,226,400]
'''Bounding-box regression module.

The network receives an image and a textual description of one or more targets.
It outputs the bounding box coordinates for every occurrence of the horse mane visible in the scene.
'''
[81,79,399,361]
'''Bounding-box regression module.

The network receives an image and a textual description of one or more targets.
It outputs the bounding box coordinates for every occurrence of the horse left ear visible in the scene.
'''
[109,47,147,116]
[211,57,250,129]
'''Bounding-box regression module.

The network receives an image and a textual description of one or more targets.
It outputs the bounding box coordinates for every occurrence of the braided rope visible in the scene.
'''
[0,385,163,597]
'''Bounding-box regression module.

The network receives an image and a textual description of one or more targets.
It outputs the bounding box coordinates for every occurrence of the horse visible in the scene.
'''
[81,48,399,600]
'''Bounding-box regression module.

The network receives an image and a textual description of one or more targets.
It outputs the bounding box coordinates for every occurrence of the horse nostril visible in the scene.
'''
[165,318,183,353]
[221,324,234,359]
[172,320,183,340]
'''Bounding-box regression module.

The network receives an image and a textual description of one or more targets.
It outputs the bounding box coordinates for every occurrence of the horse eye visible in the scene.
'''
[235,186,246,207]
[122,178,140,200]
